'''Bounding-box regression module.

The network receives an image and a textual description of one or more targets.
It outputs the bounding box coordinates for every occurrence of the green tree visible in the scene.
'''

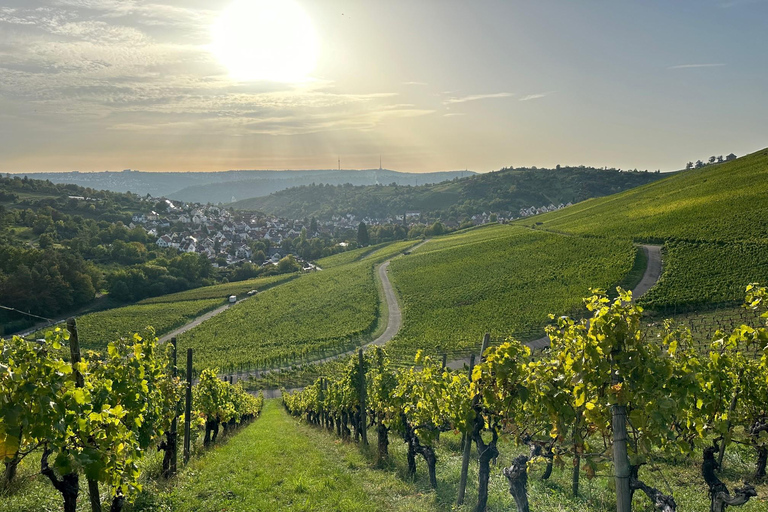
[357,222,370,246]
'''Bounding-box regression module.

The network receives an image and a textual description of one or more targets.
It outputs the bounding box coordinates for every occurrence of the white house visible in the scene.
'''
[156,235,172,248]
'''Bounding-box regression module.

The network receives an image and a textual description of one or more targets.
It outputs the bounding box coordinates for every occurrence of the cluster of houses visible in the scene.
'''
[129,205,324,268]
[518,203,573,218]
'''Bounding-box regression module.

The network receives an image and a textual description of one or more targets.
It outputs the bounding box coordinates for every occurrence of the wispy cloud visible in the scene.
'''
[402,81,427,86]
[444,92,514,104]
[0,2,422,138]
[443,113,466,117]
[519,92,553,102]
[668,63,726,69]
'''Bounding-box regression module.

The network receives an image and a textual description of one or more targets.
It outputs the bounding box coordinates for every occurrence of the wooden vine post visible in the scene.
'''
[183,348,193,464]
[611,341,631,512]
[170,337,178,476]
[67,318,102,512]
[457,353,476,506]
[358,349,368,446]
[458,333,489,506]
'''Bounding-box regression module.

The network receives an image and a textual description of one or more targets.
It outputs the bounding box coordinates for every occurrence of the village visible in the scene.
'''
[126,199,573,269]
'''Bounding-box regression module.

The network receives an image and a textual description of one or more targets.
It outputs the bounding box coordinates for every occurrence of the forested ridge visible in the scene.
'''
[230,165,667,221]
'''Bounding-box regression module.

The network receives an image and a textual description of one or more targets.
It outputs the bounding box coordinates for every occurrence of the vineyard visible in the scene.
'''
[315,242,386,268]
[0,326,263,512]
[638,240,768,310]
[53,298,224,351]
[386,226,636,360]
[284,287,768,512]
[526,149,768,316]
[173,239,420,373]
[176,261,380,372]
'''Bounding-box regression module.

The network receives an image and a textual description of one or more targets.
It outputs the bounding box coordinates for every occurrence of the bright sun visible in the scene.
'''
[210,0,319,83]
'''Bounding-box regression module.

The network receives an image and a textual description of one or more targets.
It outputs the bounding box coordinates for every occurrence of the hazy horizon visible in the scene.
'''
[2,1,767,174]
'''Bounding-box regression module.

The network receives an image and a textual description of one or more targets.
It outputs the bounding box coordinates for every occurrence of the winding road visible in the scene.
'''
[256,240,428,397]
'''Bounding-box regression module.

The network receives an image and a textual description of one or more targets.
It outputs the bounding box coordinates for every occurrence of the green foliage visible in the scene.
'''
[193,369,263,427]
[0,329,183,501]
[471,340,531,436]
[357,221,370,246]
[0,329,73,465]
[639,240,768,310]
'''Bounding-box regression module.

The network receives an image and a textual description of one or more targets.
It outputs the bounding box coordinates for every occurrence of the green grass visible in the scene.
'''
[129,400,436,512]
[138,273,296,304]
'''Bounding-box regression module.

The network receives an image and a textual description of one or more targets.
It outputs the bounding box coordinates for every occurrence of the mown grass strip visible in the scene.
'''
[153,400,435,512]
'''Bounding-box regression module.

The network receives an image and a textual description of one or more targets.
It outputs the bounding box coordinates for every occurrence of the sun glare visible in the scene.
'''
[210,0,319,83]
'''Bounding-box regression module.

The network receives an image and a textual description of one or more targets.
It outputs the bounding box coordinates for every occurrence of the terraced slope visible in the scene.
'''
[529,148,768,310]
[387,225,636,360]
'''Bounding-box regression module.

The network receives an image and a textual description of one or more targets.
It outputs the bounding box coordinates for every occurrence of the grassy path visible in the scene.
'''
[148,400,435,512]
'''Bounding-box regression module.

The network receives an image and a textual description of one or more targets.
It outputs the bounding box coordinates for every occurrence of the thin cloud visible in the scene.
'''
[443,113,466,117]
[668,63,726,69]
[720,0,767,7]
[444,92,514,104]
[402,81,427,86]
[519,92,553,101]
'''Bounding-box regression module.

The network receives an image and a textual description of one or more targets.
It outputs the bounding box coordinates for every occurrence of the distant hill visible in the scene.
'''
[229,166,668,220]
[13,169,474,204]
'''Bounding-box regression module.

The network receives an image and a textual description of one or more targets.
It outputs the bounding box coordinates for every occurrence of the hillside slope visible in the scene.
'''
[533,148,768,242]
[529,148,768,310]
[229,166,666,220]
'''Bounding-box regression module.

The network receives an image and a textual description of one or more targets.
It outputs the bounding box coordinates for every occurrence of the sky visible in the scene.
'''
[1,0,767,174]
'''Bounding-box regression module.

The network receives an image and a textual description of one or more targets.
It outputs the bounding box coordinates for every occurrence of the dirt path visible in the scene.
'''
[446,244,663,369]
[158,300,242,344]
[632,244,662,297]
